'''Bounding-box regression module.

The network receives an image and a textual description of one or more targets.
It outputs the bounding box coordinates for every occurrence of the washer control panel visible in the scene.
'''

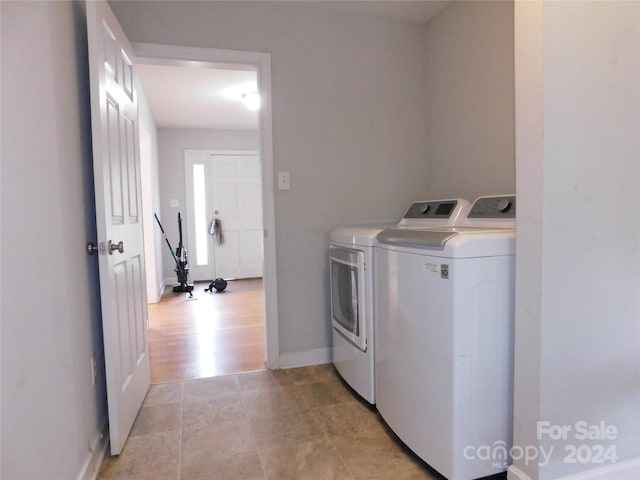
[404,200,459,219]
[468,195,516,218]
[400,198,472,227]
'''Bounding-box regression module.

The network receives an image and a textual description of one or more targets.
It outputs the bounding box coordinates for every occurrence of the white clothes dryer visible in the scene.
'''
[330,225,386,404]
[330,199,470,405]
[374,195,516,480]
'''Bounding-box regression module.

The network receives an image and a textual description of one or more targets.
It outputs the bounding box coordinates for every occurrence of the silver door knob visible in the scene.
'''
[87,242,99,255]
[108,240,124,254]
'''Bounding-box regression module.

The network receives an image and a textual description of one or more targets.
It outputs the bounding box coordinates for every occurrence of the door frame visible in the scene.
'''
[134,42,280,369]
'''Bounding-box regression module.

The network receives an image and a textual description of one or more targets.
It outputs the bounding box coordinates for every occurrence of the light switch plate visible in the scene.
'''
[169,199,179,208]
[278,171,290,190]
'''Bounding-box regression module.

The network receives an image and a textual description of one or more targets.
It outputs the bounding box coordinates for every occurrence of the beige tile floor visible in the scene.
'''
[98,364,444,480]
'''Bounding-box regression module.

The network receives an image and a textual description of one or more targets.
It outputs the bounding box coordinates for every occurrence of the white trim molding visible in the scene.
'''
[509,457,640,480]
[279,348,333,369]
[508,465,533,480]
[76,421,109,480]
[132,42,280,369]
[560,457,640,480]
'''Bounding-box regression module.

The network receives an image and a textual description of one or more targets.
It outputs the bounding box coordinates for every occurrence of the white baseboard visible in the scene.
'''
[279,347,332,369]
[508,465,533,480]
[560,456,640,480]
[76,422,109,480]
[508,457,640,480]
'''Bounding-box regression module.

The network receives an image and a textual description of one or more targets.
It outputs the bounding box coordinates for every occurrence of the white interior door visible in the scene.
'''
[185,150,263,281]
[87,0,150,455]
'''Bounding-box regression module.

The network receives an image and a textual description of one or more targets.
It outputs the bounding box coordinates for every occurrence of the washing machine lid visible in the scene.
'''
[331,225,390,246]
[376,227,515,257]
[377,228,458,249]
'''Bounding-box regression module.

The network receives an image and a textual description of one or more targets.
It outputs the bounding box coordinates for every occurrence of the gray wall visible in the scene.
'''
[513,1,640,478]
[1,1,107,478]
[157,129,260,284]
[424,1,515,199]
[111,1,435,359]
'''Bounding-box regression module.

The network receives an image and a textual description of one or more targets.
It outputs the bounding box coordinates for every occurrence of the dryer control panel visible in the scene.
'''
[468,195,516,219]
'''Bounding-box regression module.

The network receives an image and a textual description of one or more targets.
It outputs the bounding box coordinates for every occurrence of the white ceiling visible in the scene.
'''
[135,1,451,131]
[136,65,258,131]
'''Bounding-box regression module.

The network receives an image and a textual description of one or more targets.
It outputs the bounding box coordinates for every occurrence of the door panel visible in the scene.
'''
[106,97,124,222]
[124,113,139,220]
[87,0,150,455]
[241,183,263,225]
[241,230,264,266]
[218,183,239,222]
[217,230,239,271]
[131,254,146,358]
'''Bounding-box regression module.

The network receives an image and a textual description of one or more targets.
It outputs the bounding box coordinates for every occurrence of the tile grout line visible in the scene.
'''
[250,368,326,479]
[235,373,269,480]
[303,375,359,480]
[327,431,358,480]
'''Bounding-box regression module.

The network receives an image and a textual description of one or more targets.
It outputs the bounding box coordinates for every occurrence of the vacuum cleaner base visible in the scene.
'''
[172,284,194,293]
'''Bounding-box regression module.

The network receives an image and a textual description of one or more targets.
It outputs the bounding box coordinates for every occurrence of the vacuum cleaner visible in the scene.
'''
[204,277,227,293]
[154,212,194,298]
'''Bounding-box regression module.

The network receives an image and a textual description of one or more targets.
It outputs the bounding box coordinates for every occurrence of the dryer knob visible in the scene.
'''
[497,199,512,212]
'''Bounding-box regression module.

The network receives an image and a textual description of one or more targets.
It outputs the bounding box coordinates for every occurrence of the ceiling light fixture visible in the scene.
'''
[242,92,261,111]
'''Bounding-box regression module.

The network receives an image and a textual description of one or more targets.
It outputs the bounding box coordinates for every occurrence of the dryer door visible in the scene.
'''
[329,246,367,351]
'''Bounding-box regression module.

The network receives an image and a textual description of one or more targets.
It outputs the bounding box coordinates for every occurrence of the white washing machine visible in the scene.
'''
[374,195,516,480]
[330,199,470,405]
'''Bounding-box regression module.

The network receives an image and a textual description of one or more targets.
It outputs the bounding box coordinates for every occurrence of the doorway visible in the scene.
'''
[134,44,279,382]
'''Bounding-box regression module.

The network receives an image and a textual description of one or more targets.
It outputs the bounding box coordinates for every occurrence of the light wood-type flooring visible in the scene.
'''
[149,278,266,384]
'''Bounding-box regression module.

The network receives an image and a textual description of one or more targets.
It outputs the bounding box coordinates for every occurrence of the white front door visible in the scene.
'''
[87,0,150,455]
[185,150,263,281]
[212,153,263,279]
